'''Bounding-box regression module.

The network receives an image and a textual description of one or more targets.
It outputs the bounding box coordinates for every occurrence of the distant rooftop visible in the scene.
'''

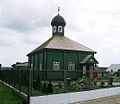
[106,64,120,72]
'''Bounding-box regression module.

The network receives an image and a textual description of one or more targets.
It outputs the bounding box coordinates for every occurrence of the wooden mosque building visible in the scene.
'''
[27,10,98,81]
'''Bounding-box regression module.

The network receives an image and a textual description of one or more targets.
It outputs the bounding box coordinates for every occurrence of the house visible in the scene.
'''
[106,64,120,72]
[27,11,99,81]
[96,66,108,76]
[12,62,28,70]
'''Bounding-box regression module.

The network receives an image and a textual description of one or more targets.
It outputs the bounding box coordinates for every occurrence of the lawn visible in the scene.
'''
[0,82,24,104]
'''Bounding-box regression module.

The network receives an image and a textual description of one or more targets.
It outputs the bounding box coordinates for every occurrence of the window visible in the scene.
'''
[68,62,75,71]
[39,62,42,70]
[53,26,56,33]
[53,61,60,71]
[58,26,62,32]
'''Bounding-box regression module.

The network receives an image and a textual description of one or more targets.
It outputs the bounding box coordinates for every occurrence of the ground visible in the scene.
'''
[73,95,120,104]
[0,82,23,104]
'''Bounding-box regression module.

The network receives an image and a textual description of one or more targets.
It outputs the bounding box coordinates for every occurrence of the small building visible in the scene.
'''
[106,64,120,72]
[27,11,98,80]
[12,62,28,70]
[96,66,108,75]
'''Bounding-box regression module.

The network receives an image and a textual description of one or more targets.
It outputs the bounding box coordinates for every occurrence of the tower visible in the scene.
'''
[51,8,66,36]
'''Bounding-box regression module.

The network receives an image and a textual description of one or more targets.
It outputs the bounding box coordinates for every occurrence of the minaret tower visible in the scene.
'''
[51,7,66,36]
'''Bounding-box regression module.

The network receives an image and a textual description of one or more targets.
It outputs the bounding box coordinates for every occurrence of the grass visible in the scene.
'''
[0,82,24,104]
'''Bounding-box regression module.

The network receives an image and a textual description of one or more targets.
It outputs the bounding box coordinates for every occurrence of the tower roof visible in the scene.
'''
[51,14,66,26]
[27,35,96,55]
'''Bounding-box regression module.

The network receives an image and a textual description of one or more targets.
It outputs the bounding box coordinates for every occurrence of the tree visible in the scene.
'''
[0,64,2,70]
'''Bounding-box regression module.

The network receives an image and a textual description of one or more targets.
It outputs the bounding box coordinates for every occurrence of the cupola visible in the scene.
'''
[51,7,66,36]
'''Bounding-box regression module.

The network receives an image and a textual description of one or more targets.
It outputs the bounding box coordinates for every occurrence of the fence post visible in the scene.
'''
[64,70,67,92]
[19,70,21,91]
[88,66,93,88]
[27,69,32,104]
[13,70,15,87]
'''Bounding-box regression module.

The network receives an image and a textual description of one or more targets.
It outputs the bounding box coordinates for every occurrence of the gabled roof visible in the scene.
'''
[80,55,99,64]
[106,64,120,72]
[27,35,96,55]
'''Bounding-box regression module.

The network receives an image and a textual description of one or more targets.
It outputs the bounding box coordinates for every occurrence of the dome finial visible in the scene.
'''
[58,6,60,14]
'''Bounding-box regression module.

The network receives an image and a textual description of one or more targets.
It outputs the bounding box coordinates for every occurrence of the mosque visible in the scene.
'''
[27,9,98,80]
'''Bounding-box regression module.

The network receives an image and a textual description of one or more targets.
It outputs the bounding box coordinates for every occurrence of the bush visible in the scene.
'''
[100,81,105,88]
[42,82,47,93]
[58,82,62,88]
[33,80,37,90]
[70,77,89,90]
[93,81,97,86]
[47,81,53,93]
[33,73,42,90]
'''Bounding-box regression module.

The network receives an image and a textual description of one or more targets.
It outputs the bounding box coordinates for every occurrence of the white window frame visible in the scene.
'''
[58,26,62,32]
[53,61,60,71]
[68,62,75,71]
[53,26,56,33]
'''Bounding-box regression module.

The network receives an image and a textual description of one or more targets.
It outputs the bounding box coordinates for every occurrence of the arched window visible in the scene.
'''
[58,26,62,32]
[53,26,56,33]
[68,62,75,71]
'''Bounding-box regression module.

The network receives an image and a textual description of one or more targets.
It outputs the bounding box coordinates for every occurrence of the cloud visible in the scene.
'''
[0,0,57,32]
[1,0,120,67]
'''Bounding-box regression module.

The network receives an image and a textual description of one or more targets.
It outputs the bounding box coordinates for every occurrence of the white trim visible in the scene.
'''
[58,26,62,32]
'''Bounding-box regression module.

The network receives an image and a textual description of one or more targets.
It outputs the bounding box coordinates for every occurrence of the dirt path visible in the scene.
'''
[72,95,120,104]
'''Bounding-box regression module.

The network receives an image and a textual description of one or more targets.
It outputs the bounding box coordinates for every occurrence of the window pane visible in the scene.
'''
[53,61,60,71]
[68,62,75,71]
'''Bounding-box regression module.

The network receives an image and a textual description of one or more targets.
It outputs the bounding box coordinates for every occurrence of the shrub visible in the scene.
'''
[100,81,105,88]
[33,73,42,90]
[47,81,53,93]
[70,77,89,90]
[42,82,47,93]
[58,82,62,88]
[33,80,37,90]
[93,81,97,86]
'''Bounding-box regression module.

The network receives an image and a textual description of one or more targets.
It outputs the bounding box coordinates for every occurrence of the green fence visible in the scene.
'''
[0,69,119,101]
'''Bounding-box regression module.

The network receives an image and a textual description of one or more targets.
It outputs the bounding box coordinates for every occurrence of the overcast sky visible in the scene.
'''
[0,0,120,67]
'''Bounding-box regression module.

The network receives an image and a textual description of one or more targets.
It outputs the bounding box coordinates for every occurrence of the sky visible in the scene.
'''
[0,0,120,67]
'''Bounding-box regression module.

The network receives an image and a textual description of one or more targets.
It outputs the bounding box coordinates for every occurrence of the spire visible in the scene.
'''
[58,6,60,14]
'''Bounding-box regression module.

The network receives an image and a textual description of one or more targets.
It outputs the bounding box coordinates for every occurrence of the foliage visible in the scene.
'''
[33,73,42,90]
[93,81,97,86]
[115,69,120,77]
[58,82,62,88]
[42,82,47,93]
[47,81,53,93]
[70,77,89,90]
[100,81,105,88]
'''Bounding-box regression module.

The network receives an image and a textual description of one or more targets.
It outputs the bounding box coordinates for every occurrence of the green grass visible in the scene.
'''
[0,82,24,104]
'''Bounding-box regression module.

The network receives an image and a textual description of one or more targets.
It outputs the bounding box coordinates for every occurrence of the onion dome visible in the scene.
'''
[51,14,66,26]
